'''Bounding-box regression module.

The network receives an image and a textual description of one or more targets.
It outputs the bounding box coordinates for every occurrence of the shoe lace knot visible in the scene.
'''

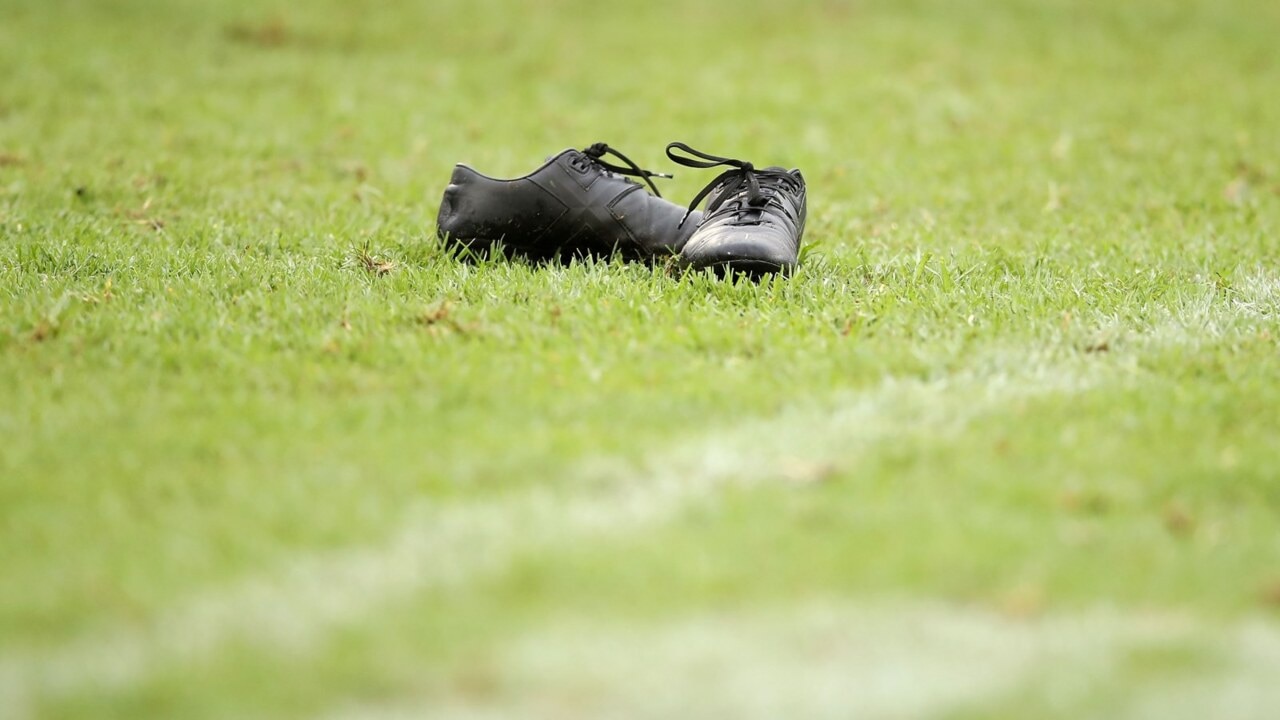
[666,142,797,228]
[572,142,672,197]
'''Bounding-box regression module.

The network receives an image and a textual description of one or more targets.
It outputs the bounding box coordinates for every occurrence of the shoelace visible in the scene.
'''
[666,142,798,227]
[572,142,672,197]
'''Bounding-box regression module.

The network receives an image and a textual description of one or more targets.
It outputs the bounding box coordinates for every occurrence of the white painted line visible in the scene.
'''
[322,601,1280,720]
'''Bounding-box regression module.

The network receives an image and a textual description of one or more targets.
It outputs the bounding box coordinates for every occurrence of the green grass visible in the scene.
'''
[3,0,1280,717]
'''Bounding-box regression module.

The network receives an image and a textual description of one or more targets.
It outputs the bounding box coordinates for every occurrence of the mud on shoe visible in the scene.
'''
[666,142,806,277]
[436,143,702,263]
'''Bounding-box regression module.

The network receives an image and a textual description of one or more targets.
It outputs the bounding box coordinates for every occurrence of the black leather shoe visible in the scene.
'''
[437,143,702,263]
[666,142,806,277]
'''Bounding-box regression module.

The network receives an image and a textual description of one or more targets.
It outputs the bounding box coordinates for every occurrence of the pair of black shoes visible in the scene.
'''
[436,142,806,276]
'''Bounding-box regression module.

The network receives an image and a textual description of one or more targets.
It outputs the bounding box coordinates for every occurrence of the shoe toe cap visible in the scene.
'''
[681,224,798,273]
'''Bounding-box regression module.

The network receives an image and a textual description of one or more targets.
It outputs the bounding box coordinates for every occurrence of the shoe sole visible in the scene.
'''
[684,257,794,280]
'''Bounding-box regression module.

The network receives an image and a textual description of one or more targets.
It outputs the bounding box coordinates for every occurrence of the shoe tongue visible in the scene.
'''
[707,167,789,211]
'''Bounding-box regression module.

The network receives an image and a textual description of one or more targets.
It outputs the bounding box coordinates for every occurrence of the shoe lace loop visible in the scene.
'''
[576,142,672,197]
[666,142,797,227]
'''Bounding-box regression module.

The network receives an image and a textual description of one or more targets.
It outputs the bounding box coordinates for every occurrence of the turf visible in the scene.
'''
[2,0,1279,717]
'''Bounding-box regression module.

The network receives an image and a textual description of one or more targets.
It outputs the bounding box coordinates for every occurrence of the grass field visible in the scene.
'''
[3,0,1280,717]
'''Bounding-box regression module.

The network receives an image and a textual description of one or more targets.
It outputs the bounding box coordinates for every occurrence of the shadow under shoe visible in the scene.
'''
[436,144,702,264]
[666,142,807,279]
